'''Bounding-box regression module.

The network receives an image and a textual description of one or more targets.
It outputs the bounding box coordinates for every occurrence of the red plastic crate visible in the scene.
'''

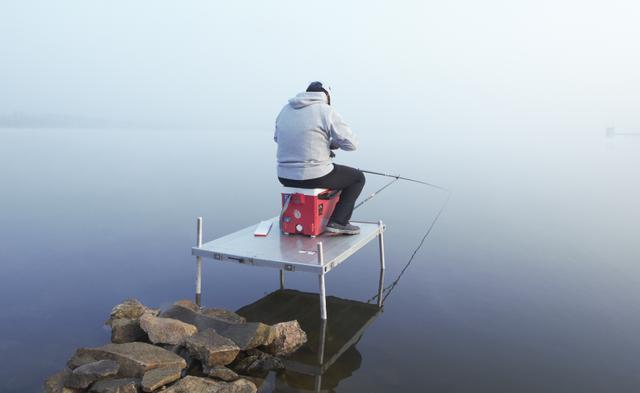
[280,188,340,236]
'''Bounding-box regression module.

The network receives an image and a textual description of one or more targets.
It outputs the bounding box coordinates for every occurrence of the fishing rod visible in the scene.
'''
[359,169,450,192]
[354,168,450,211]
[354,177,399,210]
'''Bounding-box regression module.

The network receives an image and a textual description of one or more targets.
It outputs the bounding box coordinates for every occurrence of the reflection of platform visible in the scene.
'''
[236,289,381,392]
[191,216,386,320]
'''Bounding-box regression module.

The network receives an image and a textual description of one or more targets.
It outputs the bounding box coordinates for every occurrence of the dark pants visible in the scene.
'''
[279,164,366,225]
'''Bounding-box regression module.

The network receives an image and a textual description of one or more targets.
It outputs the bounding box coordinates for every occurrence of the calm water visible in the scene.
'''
[1,128,639,392]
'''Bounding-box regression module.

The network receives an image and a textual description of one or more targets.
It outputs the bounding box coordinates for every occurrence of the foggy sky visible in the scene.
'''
[1,0,638,133]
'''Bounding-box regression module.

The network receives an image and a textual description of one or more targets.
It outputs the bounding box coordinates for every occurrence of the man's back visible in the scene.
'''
[275,91,357,181]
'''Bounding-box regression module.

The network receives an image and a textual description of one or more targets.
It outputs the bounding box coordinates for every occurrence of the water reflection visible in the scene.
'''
[236,289,382,392]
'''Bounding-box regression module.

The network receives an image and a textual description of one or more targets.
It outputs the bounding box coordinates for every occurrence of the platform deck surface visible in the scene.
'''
[192,217,382,273]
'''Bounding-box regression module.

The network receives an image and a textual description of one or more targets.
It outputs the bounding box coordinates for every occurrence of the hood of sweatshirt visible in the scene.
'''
[288,91,328,109]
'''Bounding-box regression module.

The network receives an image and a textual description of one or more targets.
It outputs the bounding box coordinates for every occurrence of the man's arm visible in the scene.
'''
[328,110,358,151]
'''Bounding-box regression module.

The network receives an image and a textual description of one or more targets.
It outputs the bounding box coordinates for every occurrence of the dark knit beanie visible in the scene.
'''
[306,81,331,105]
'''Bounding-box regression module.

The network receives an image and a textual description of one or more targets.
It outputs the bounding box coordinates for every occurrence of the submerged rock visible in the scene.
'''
[68,342,186,378]
[139,313,197,345]
[163,375,256,393]
[110,318,147,344]
[141,366,182,392]
[43,369,83,393]
[263,320,307,356]
[184,329,240,367]
[201,365,239,382]
[219,322,274,351]
[64,360,119,389]
[89,378,140,393]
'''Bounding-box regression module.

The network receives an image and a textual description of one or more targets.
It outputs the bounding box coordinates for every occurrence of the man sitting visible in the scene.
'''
[274,81,365,235]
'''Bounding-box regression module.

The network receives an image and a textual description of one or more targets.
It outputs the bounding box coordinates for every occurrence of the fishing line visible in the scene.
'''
[361,181,451,304]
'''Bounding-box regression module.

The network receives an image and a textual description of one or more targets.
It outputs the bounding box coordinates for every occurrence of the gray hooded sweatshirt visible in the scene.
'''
[274,91,358,180]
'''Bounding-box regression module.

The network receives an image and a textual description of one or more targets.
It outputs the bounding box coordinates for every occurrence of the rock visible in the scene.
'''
[200,308,246,324]
[139,313,197,345]
[43,369,83,393]
[89,378,140,393]
[173,299,200,312]
[202,365,238,382]
[68,342,187,378]
[107,299,158,324]
[229,349,283,378]
[161,304,234,333]
[219,323,274,350]
[163,376,256,393]
[263,320,307,356]
[110,318,147,344]
[64,360,119,389]
[184,329,240,367]
[141,366,182,392]
[161,344,192,365]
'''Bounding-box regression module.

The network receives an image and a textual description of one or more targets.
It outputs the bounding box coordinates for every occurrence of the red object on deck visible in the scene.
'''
[280,188,340,236]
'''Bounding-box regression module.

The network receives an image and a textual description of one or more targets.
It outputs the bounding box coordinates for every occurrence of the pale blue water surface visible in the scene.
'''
[0,127,639,392]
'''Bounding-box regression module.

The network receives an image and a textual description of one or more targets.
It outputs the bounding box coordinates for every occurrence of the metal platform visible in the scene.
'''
[191,216,386,320]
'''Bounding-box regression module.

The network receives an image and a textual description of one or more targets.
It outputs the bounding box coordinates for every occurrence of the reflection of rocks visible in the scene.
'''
[184,329,240,367]
[46,298,303,392]
[139,313,197,345]
[65,360,119,389]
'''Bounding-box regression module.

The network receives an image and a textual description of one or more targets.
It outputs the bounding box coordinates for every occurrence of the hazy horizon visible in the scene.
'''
[1,0,638,135]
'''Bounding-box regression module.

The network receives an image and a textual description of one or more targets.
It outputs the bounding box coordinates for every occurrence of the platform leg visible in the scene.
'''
[377,268,385,308]
[314,316,327,392]
[195,217,203,307]
[318,318,327,364]
[279,270,285,290]
[319,273,327,320]
[377,220,386,308]
[317,242,327,320]
[314,375,322,393]
[378,220,386,271]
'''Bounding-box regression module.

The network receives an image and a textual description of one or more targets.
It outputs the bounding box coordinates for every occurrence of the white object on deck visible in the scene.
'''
[192,216,386,320]
[253,220,273,237]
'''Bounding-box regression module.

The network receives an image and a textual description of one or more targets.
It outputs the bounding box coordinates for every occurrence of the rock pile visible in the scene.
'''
[44,299,308,393]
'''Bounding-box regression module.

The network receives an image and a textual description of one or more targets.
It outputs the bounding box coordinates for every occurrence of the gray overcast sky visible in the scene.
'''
[0,0,638,132]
